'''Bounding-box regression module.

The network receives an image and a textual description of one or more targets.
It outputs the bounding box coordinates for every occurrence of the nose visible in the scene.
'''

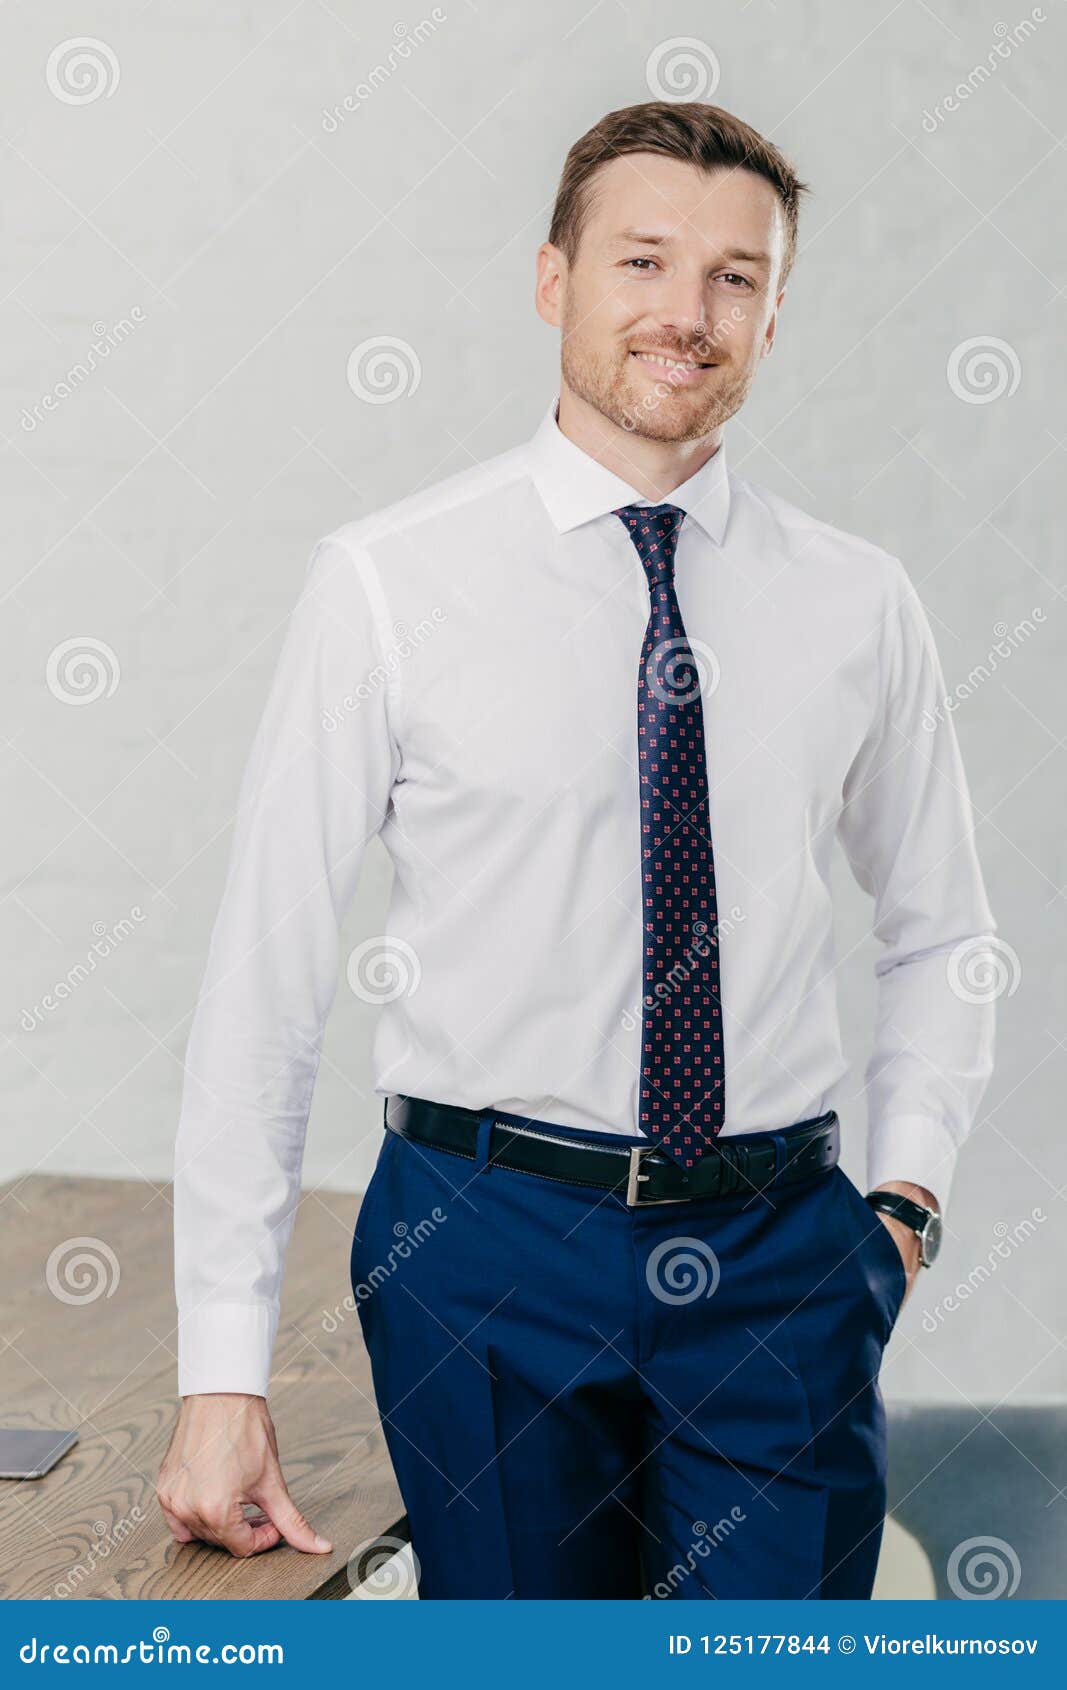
[652,271,710,347]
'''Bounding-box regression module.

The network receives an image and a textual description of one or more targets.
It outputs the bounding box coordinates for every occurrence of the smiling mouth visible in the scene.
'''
[629,350,716,375]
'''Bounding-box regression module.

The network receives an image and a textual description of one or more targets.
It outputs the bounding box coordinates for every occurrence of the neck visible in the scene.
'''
[556,379,722,502]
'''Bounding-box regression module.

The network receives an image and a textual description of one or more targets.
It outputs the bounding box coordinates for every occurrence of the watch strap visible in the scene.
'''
[865,1191,931,1234]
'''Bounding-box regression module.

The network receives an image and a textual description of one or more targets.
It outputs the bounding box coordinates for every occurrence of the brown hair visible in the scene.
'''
[548,101,809,284]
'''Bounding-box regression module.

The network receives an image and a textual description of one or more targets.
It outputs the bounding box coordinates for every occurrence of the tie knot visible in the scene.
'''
[615,503,686,589]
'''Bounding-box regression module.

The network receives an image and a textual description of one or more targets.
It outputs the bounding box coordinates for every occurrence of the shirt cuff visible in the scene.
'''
[866,1112,959,1214]
[177,1302,279,1398]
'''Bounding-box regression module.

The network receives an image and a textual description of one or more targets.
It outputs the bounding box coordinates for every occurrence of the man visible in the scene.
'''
[159,102,996,1598]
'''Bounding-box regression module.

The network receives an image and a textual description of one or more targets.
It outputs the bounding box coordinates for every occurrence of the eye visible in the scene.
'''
[623,256,660,272]
[717,272,754,289]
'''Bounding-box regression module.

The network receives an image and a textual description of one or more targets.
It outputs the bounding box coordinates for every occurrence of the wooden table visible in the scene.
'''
[0,1175,405,1599]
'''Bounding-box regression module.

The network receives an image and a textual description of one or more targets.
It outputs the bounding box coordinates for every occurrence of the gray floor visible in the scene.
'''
[886,1403,1064,1599]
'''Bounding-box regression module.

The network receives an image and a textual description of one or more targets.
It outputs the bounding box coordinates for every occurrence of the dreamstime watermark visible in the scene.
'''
[645,37,721,101]
[46,37,120,105]
[947,1535,1022,1599]
[621,306,745,433]
[45,1237,120,1306]
[646,636,720,705]
[346,936,422,1003]
[323,1209,448,1322]
[920,12,1046,132]
[622,908,744,1033]
[946,936,1021,1004]
[922,610,1045,730]
[321,13,447,131]
[346,335,421,403]
[46,636,121,705]
[646,1237,720,1305]
[347,1534,421,1597]
[20,907,147,1031]
[48,1508,146,1599]
[322,612,445,731]
[921,1208,1046,1332]
[644,1508,746,1598]
[20,1629,283,1665]
[19,309,146,433]
[947,335,1021,404]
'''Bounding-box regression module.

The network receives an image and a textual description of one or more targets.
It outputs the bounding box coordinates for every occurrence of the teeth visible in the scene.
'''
[632,352,705,370]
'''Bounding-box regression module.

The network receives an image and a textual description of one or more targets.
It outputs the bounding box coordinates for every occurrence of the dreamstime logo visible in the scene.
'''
[45,1237,120,1305]
[20,907,147,1031]
[621,308,745,434]
[621,908,743,1034]
[322,611,445,731]
[646,1237,720,1305]
[20,1630,283,1664]
[645,1508,745,1598]
[346,936,422,1002]
[324,1206,447,1323]
[646,636,719,706]
[321,12,448,131]
[921,1208,1046,1331]
[645,37,721,101]
[51,1507,145,1598]
[946,937,1020,1004]
[921,611,1045,731]
[947,336,1021,404]
[46,637,120,706]
[46,38,120,104]
[920,11,1047,132]
[19,310,145,432]
[947,1535,1021,1599]
[347,1534,420,1597]
[346,336,421,404]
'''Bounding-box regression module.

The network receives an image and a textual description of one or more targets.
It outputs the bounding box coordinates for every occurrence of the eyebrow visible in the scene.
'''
[609,228,772,268]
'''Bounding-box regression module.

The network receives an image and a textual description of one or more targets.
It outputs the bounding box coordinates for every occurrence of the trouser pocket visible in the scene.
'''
[831,1166,908,1342]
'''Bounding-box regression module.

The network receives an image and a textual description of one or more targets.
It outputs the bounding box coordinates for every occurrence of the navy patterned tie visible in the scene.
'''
[616,503,725,1169]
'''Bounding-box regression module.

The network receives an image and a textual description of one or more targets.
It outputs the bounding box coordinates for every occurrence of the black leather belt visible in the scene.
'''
[384,1095,840,1206]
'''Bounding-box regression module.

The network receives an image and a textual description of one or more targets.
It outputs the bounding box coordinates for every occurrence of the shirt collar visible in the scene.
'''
[527,396,731,544]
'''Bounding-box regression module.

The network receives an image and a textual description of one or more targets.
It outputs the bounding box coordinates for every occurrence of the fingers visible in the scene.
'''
[159,1483,281,1558]
[253,1478,332,1554]
[155,1396,330,1560]
[186,1500,275,1559]
[159,1501,195,1544]
[242,1517,284,1555]
[231,1509,283,1556]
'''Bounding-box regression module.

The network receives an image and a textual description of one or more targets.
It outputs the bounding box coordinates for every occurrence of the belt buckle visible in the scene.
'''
[625,1145,683,1206]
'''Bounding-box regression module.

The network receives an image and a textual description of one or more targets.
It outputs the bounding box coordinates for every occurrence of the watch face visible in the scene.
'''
[921,1210,943,1266]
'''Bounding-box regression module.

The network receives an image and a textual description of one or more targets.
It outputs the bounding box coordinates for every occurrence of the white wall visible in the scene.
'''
[2,0,1062,1401]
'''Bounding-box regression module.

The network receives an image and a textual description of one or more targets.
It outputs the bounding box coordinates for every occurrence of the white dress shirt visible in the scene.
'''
[173,398,996,1397]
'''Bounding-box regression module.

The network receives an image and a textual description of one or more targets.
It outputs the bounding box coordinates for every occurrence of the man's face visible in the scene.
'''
[546,153,787,442]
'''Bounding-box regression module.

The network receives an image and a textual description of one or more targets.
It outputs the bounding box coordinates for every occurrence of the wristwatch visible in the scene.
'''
[865,1191,942,1267]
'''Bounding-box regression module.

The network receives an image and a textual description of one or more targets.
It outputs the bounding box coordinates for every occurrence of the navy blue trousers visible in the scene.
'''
[350,1112,907,1600]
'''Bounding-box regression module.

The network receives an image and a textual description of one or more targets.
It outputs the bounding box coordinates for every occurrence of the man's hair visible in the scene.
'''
[548,101,809,285]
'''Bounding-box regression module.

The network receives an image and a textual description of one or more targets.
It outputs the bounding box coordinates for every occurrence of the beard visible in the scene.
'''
[560,327,758,443]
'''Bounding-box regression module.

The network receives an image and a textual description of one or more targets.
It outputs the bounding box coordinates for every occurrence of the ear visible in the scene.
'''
[535,241,566,329]
[762,284,787,359]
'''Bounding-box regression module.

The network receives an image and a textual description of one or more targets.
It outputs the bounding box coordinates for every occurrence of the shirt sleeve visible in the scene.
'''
[173,533,399,1397]
[836,560,998,1213]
